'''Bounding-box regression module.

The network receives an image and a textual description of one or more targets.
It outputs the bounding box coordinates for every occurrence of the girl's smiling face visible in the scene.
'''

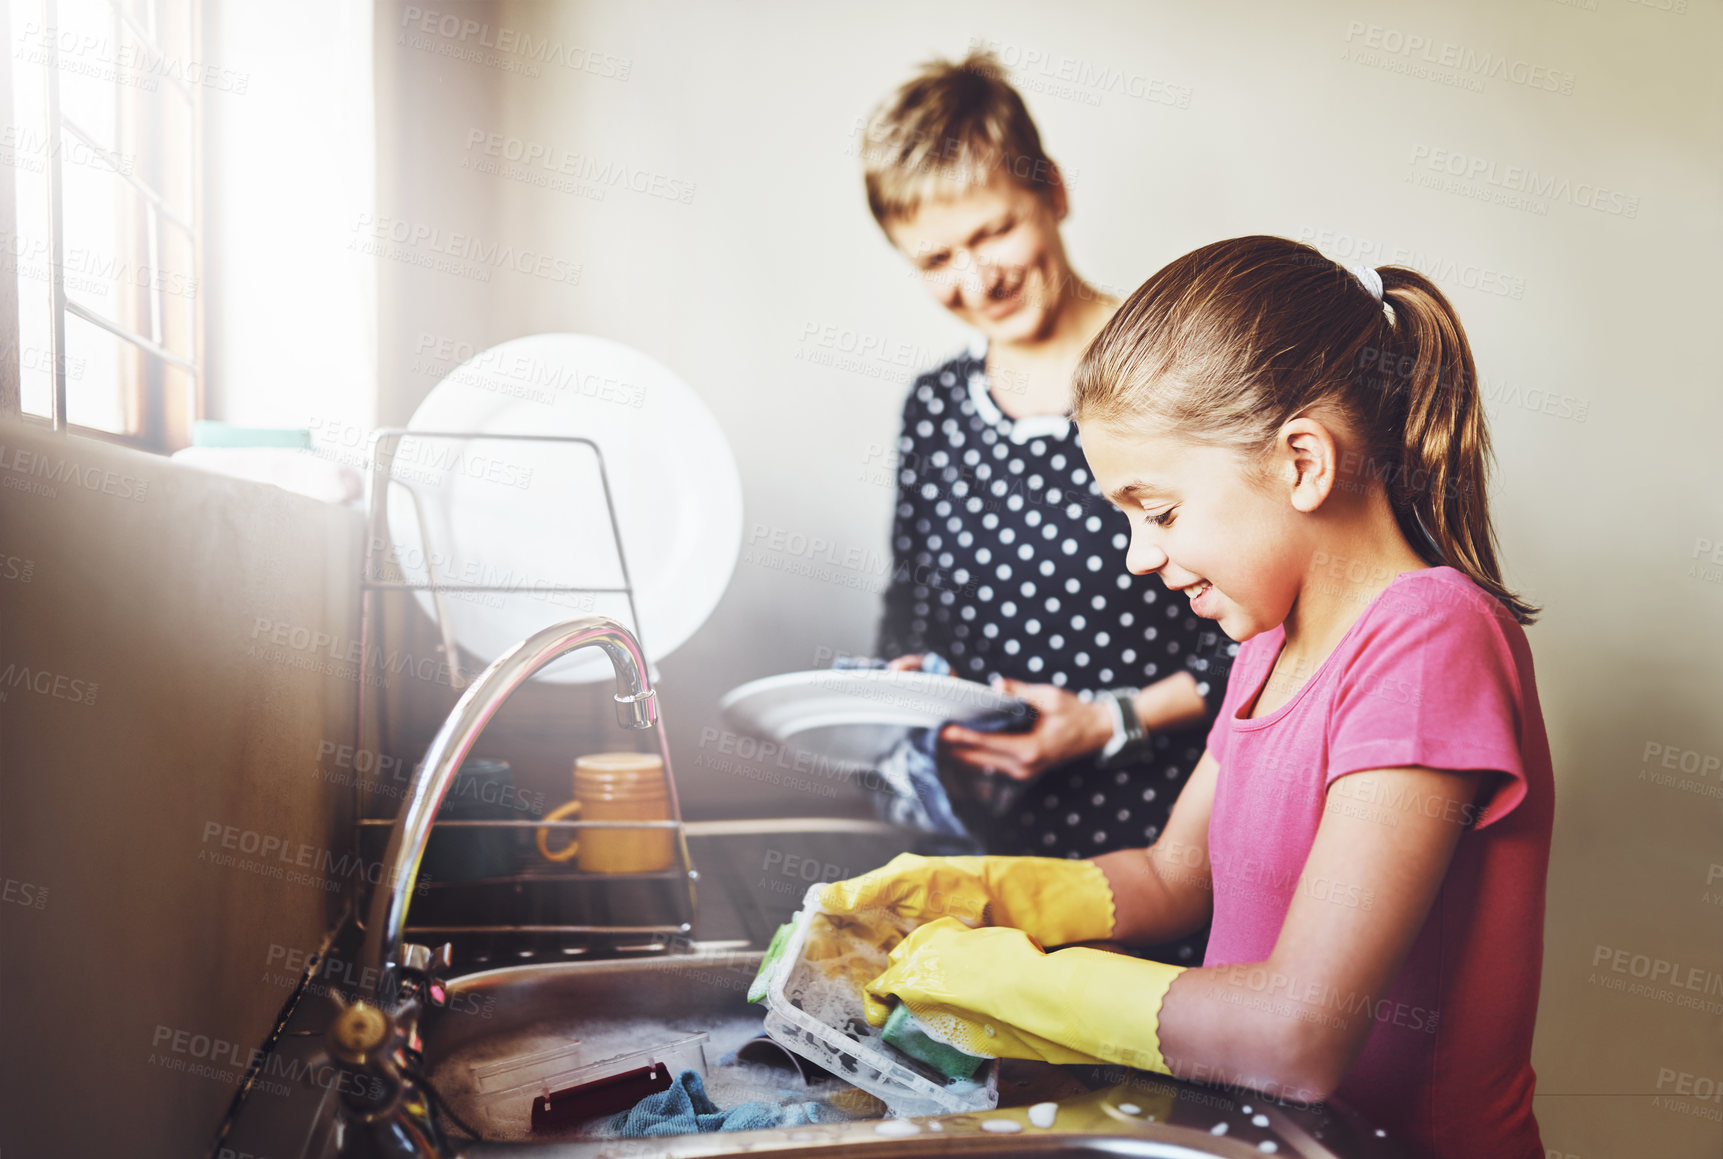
[1080,418,1315,642]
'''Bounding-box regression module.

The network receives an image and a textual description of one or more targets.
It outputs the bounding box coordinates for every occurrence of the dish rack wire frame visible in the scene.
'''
[351,427,699,952]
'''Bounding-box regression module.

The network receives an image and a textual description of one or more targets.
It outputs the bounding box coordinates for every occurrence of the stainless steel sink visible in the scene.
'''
[209,821,1419,1159]
[420,953,1418,1159]
[320,613,1405,1158]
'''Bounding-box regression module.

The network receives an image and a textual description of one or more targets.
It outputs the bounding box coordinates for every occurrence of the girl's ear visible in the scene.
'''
[1277,417,1338,514]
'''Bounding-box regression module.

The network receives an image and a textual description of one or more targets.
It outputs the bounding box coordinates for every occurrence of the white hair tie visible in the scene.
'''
[1349,263,1384,302]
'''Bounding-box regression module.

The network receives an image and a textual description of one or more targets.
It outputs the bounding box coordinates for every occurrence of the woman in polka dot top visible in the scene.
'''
[877,342,1231,854]
[860,51,1232,964]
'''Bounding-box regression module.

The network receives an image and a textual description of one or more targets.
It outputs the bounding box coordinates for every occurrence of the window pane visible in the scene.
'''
[161,358,195,437]
[62,309,135,435]
[10,3,54,418]
[46,1,121,154]
[58,147,125,327]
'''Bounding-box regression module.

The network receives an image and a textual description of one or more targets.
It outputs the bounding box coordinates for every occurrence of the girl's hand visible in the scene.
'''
[885,654,926,672]
[940,678,1113,781]
[819,853,1116,948]
[859,917,1185,1074]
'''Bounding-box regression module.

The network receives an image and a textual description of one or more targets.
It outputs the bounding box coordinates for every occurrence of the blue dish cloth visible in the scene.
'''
[846,654,1036,845]
[606,1069,838,1136]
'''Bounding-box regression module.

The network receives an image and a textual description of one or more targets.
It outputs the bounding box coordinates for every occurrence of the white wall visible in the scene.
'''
[372,2,1722,1154]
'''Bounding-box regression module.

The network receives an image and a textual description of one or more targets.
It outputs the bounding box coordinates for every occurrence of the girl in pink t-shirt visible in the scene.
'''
[825,235,1550,1159]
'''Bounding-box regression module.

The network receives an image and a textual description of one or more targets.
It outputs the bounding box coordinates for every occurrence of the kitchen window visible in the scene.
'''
[6,0,204,453]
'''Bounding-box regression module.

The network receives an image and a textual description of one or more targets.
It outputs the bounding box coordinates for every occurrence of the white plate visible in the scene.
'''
[386,334,743,683]
[718,669,1025,766]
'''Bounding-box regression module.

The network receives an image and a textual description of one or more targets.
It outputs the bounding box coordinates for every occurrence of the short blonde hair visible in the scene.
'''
[861,49,1059,227]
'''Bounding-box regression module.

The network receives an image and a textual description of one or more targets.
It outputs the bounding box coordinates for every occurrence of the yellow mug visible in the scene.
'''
[536,752,672,873]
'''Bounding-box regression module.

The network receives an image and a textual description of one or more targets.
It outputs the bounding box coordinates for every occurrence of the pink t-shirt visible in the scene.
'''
[1204,566,1551,1159]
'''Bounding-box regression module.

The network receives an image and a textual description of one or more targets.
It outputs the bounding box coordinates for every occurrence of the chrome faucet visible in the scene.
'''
[359,615,660,1000]
[323,619,663,1156]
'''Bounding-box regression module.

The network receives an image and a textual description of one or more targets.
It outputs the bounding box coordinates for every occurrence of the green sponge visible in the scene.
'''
[881,1003,987,1081]
[747,922,795,1004]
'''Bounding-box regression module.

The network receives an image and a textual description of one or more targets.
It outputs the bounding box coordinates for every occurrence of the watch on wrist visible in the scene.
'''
[1097,687,1148,769]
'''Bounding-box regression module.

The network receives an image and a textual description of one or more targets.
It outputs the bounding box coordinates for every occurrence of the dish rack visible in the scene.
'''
[351,428,699,962]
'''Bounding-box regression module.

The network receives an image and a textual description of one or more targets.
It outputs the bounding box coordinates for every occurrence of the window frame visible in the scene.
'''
[14,0,205,454]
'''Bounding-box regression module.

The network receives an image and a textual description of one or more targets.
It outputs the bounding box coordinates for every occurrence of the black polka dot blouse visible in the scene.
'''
[875,342,1238,964]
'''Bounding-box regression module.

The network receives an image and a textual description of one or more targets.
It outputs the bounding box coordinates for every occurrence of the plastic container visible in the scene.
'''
[468,1031,708,1130]
[758,884,998,1118]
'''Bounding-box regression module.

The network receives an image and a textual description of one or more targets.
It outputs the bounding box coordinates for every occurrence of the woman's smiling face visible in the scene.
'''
[883,168,1073,346]
[1080,418,1310,642]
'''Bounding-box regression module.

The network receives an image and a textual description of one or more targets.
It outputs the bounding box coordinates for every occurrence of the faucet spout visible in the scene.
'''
[359,616,658,1000]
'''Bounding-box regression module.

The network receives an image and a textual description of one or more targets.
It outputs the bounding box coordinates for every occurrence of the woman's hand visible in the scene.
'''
[940,678,1113,781]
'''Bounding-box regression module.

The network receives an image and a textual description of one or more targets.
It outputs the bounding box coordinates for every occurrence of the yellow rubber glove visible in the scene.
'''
[863,916,1185,1075]
[818,853,1116,948]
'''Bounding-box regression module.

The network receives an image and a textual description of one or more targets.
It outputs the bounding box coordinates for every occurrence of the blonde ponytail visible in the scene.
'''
[1073,235,1538,625]
[1377,270,1538,623]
